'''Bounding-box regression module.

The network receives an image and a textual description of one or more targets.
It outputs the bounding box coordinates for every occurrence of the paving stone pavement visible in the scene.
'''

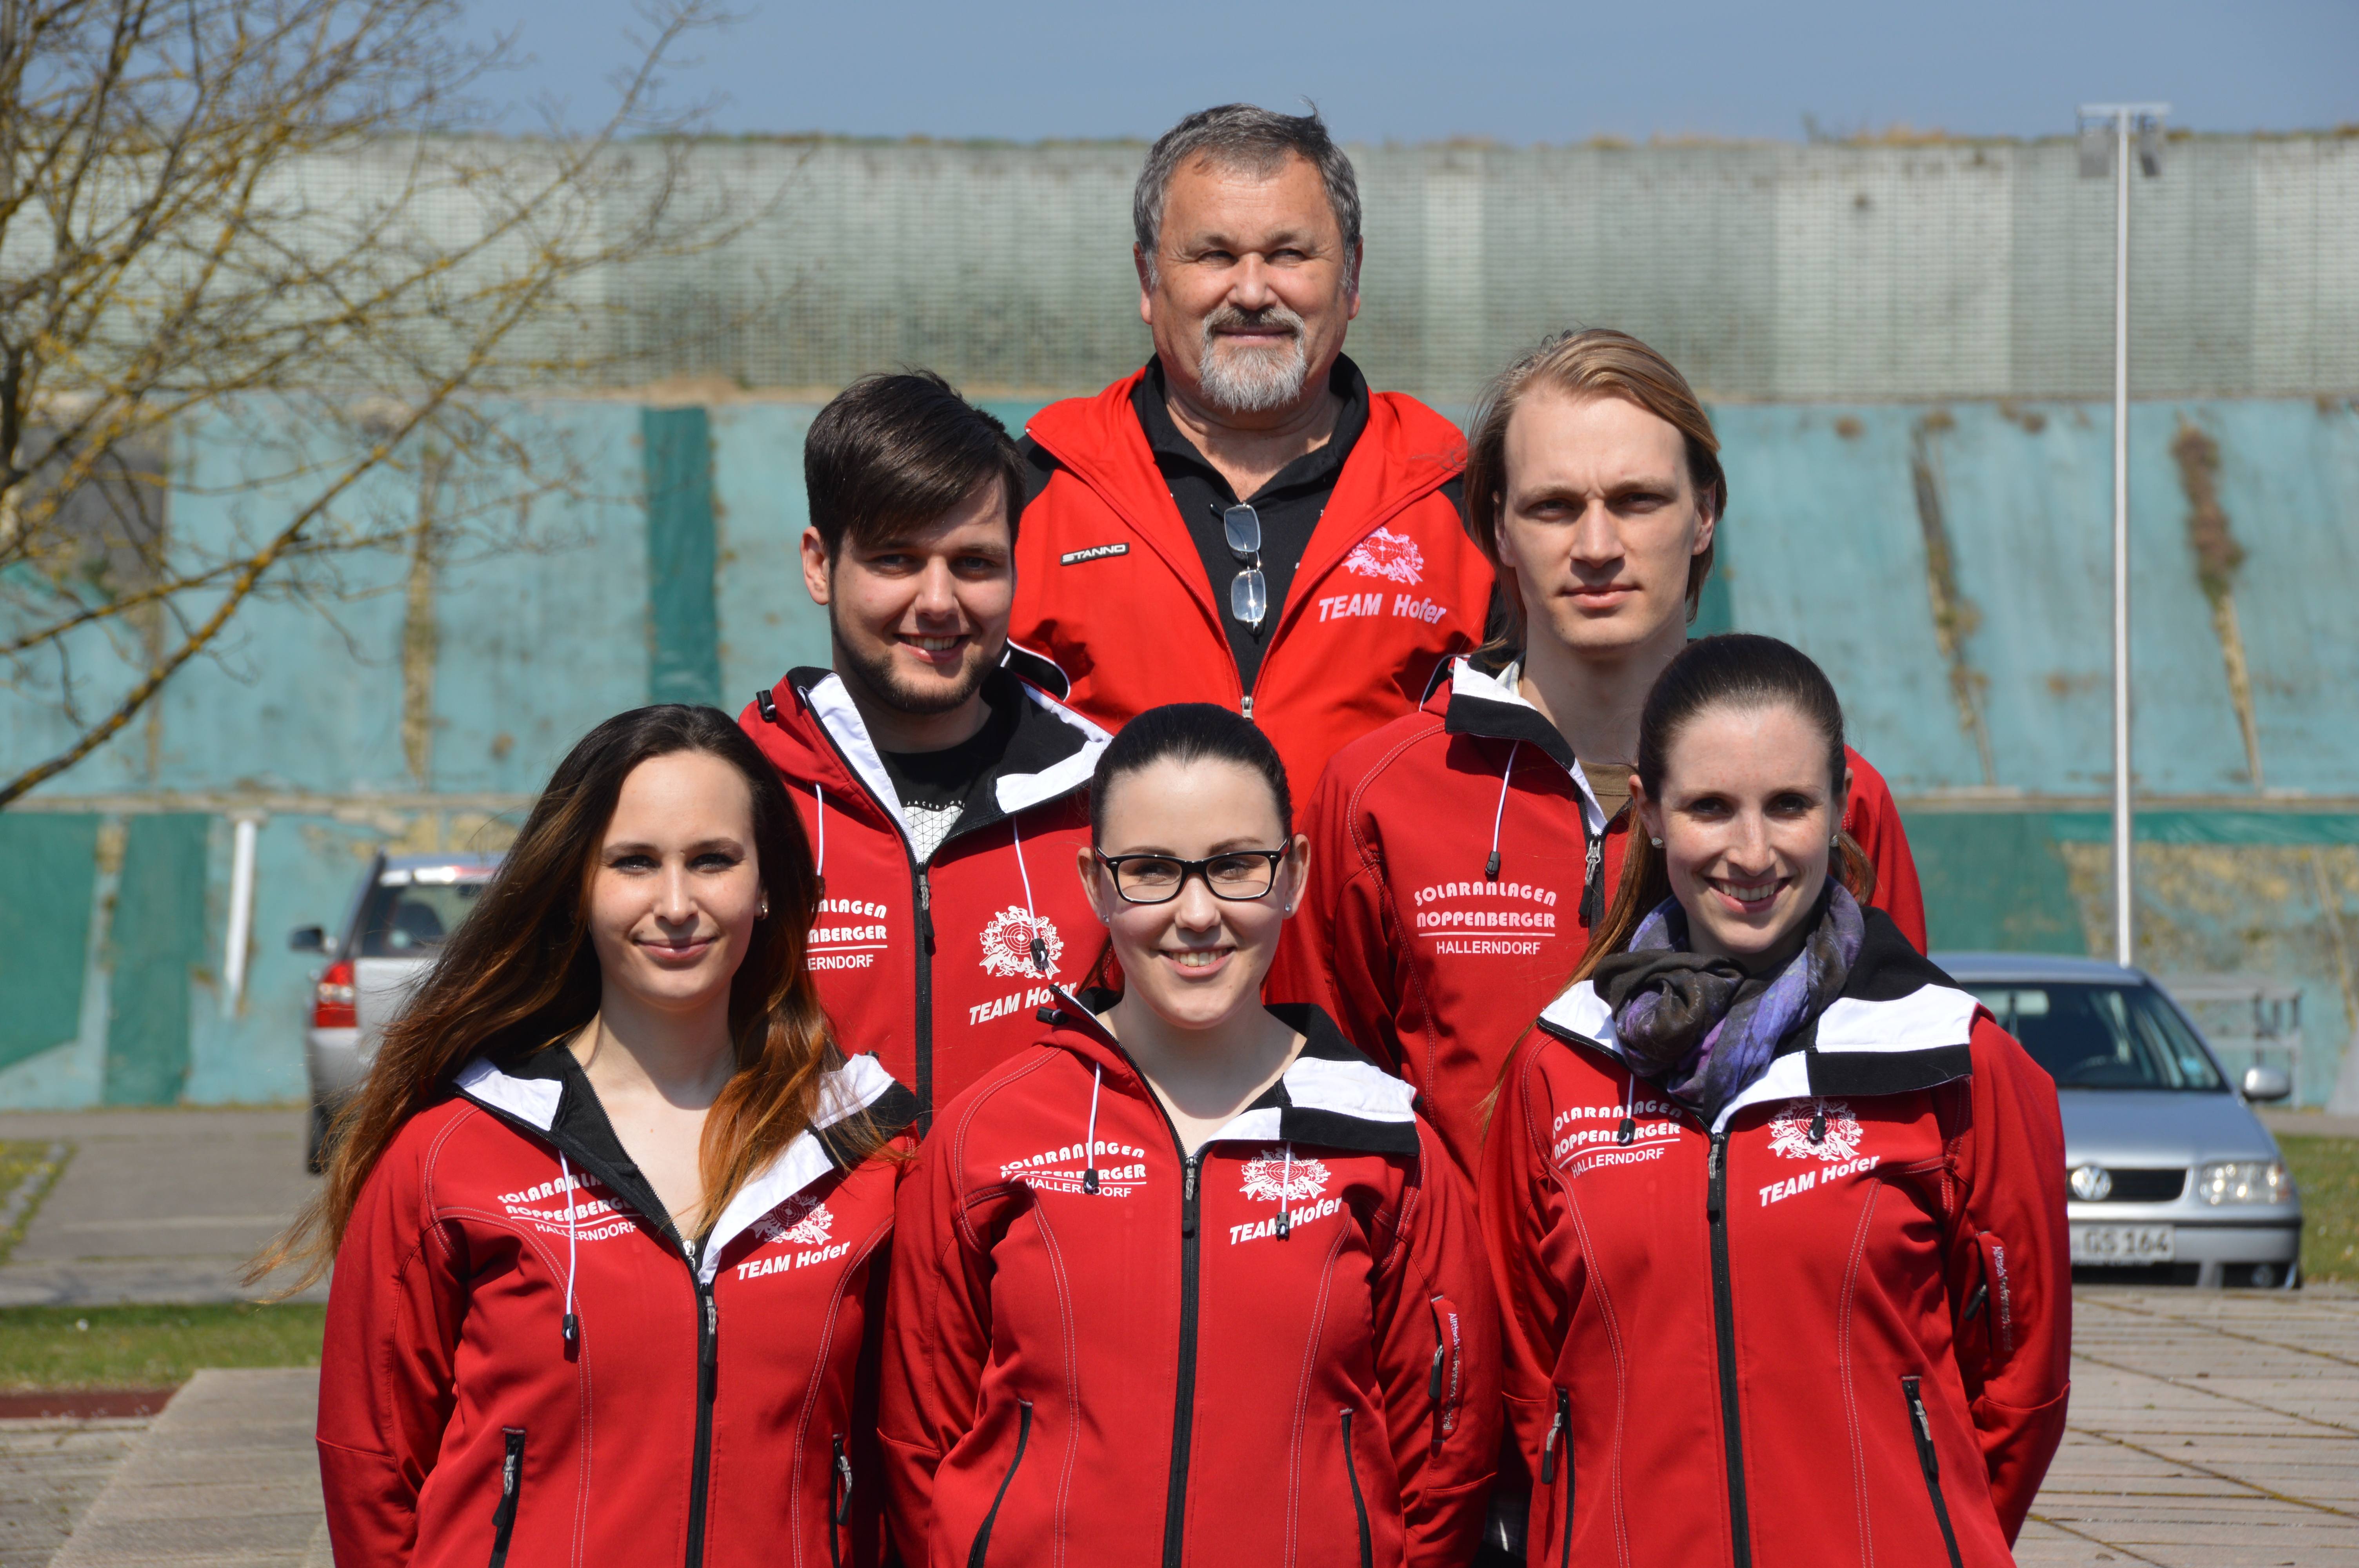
[9,1287,2356,1564]
[2020,1285,2359,1567]
[0,1111,325,1306]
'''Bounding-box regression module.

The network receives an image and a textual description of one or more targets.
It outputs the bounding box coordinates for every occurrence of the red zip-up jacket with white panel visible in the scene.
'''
[1012,368,1495,801]
[1267,655,1929,1177]
[1481,916,2071,1568]
[742,664,1110,1116]
[316,1051,919,1568]
[878,993,1501,1568]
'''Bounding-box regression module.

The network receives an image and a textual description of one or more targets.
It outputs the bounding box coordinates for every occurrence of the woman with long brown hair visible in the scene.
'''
[262,705,914,1568]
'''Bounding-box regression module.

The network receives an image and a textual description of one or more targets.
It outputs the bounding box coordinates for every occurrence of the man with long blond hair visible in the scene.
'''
[1269,328,1926,1183]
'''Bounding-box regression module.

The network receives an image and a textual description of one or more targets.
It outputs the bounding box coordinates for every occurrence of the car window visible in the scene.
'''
[1966,982,2226,1092]
[355,876,489,957]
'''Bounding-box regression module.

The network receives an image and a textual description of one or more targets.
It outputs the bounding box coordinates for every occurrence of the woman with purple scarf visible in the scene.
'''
[1479,634,2070,1568]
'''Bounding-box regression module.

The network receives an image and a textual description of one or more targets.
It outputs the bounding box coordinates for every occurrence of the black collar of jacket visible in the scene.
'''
[1441,667,1583,780]
[1049,988,1420,1157]
[464,1045,920,1259]
[787,664,1091,835]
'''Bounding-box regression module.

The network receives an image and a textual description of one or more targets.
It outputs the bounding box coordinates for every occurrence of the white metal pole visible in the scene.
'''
[2111,110,2134,968]
[223,814,261,1016]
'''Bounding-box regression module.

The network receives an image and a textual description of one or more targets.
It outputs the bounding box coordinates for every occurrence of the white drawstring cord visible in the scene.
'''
[1486,742,1520,880]
[812,783,826,880]
[558,1152,580,1348]
[1010,813,1049,975]
[1278,1143,1294,1238]
[1081,1063,1103,1194]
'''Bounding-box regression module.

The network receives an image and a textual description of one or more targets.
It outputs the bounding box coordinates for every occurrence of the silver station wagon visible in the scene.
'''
[1936,952,2301,1289]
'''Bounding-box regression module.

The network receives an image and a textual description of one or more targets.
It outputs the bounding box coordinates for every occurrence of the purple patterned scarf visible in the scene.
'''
[1593,883,1865,1123]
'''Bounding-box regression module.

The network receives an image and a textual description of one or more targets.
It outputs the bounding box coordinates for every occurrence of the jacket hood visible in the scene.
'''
[1038,986,1422,1158]
[747,664,1110,855]
[1536,908,1977,1132]
[454,1049,918,1285]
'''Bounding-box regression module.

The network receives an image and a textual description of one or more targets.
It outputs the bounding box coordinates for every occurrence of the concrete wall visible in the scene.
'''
[3,393,2354,1105]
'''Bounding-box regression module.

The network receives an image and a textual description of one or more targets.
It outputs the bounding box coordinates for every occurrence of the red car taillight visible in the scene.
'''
[313,960,357,1029]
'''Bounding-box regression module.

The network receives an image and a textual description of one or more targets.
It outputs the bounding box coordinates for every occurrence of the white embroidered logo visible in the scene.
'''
[1766,1100,1865,1163]
[978,907,1063,980]
[754,1192,834,1248]
[1342,528,1425,586]
[1239,1147,1331,1204]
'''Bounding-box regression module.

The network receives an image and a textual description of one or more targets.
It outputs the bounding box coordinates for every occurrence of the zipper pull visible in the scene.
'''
[832,1435,855,1525]
[1427,1345,1446,1401]
[701,1290,718,1368]
[1540,1392,1567,1484]
[1240,695,1254,720]
[1181,1156,1199,1238]
[1706,1136,1725,1221]
[916,873,935,954]
[1581,836,1604,927]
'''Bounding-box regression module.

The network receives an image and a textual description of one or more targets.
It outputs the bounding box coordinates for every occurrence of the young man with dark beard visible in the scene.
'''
[1269,331,1928,1182]
[1010,103,1497,802]
[741,372,1110,1117]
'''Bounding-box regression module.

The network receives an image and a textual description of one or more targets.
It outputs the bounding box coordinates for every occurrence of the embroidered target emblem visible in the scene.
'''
[1766,1100,1864,1163]
[979,907,1063,980]
[1240,1147,1331,1204]
[754,1192,834,1247]
[1343,528,1425,586]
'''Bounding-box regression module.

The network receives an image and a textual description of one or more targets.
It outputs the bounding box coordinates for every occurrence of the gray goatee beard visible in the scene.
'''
[1195,305,1311,414]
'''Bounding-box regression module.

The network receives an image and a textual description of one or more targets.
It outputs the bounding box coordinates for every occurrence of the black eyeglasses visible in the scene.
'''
[1220,503,1266,631]
[1093,846,1290,905]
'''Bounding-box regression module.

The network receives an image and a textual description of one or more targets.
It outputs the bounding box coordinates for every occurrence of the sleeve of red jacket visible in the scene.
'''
[1370,1122,1502,1568]
[1943,1015,2073,1541]
[1267,760,1407,1077]
[1475,1038,1577,1555]
[877,1136,994,1568]
[314,1129,469,1568]
[1841,747,1928,951]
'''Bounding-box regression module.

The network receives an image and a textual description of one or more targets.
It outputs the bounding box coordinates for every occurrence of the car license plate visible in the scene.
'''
[2071,1223,2175,1264]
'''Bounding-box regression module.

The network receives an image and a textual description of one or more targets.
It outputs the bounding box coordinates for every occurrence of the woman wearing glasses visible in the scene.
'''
[878,703,1499,1568]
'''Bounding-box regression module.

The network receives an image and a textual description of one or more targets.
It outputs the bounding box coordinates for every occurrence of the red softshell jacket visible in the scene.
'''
[1013,368,1496,800]
[742,666,1110,1116]
[879,993,1502,1568]
[1481,917,2072,1568]
[1269,655,1929,1176]
[317,1051,918,1568]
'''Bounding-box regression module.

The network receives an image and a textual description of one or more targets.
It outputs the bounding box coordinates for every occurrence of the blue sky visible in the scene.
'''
[462,0,2357,144]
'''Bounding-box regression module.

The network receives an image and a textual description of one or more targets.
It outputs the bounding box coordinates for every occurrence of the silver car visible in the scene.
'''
[1936,952,2301,1288]
[291,851,502,1170]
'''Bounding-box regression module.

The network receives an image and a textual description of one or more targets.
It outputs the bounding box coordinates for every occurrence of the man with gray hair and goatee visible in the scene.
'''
[1010,103,1496,800]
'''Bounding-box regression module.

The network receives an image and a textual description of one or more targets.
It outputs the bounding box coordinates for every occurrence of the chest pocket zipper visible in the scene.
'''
[1539,1387,1573,1568]
[829,1433,854,1568]
[1902,1376,1966,1568]
[967,1398,1031,1568]
[1425,1295,1466,1456]
[1339,1408,1374,1568]
[487,1427,525,1568]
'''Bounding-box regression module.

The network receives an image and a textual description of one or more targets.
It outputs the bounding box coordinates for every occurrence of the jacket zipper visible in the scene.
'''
[1539,1387,1572,1568]
[1159,1149,1204,1568]
[488,1426,525,1568]
[913,864,935,1116]
[967,1397,1032,1568]
[1902,1377,1966,1568]
[1339,1407,1374,1568]
[684,1249,719,1568]
[829,1433,852,1568]
[1705,1131,1754,1568]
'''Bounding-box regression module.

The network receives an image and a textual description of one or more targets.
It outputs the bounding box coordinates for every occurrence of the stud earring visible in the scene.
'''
[1649,836,1663,848]
[757,899,770,918]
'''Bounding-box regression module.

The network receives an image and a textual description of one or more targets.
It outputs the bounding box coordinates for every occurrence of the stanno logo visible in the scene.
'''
[978,908,1063,980]
[1060,542,1129,566]
[754,1192,834,1248]
[1767,1100,1865,1163]
[1343,528,1425,586]
[1239,1146,1330,1204]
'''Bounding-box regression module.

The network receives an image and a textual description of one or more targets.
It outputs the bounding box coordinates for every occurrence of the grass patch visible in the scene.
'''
[0,1139,70,1265]
[2281,1134,2359,1285]
[0,1303,325,1391]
